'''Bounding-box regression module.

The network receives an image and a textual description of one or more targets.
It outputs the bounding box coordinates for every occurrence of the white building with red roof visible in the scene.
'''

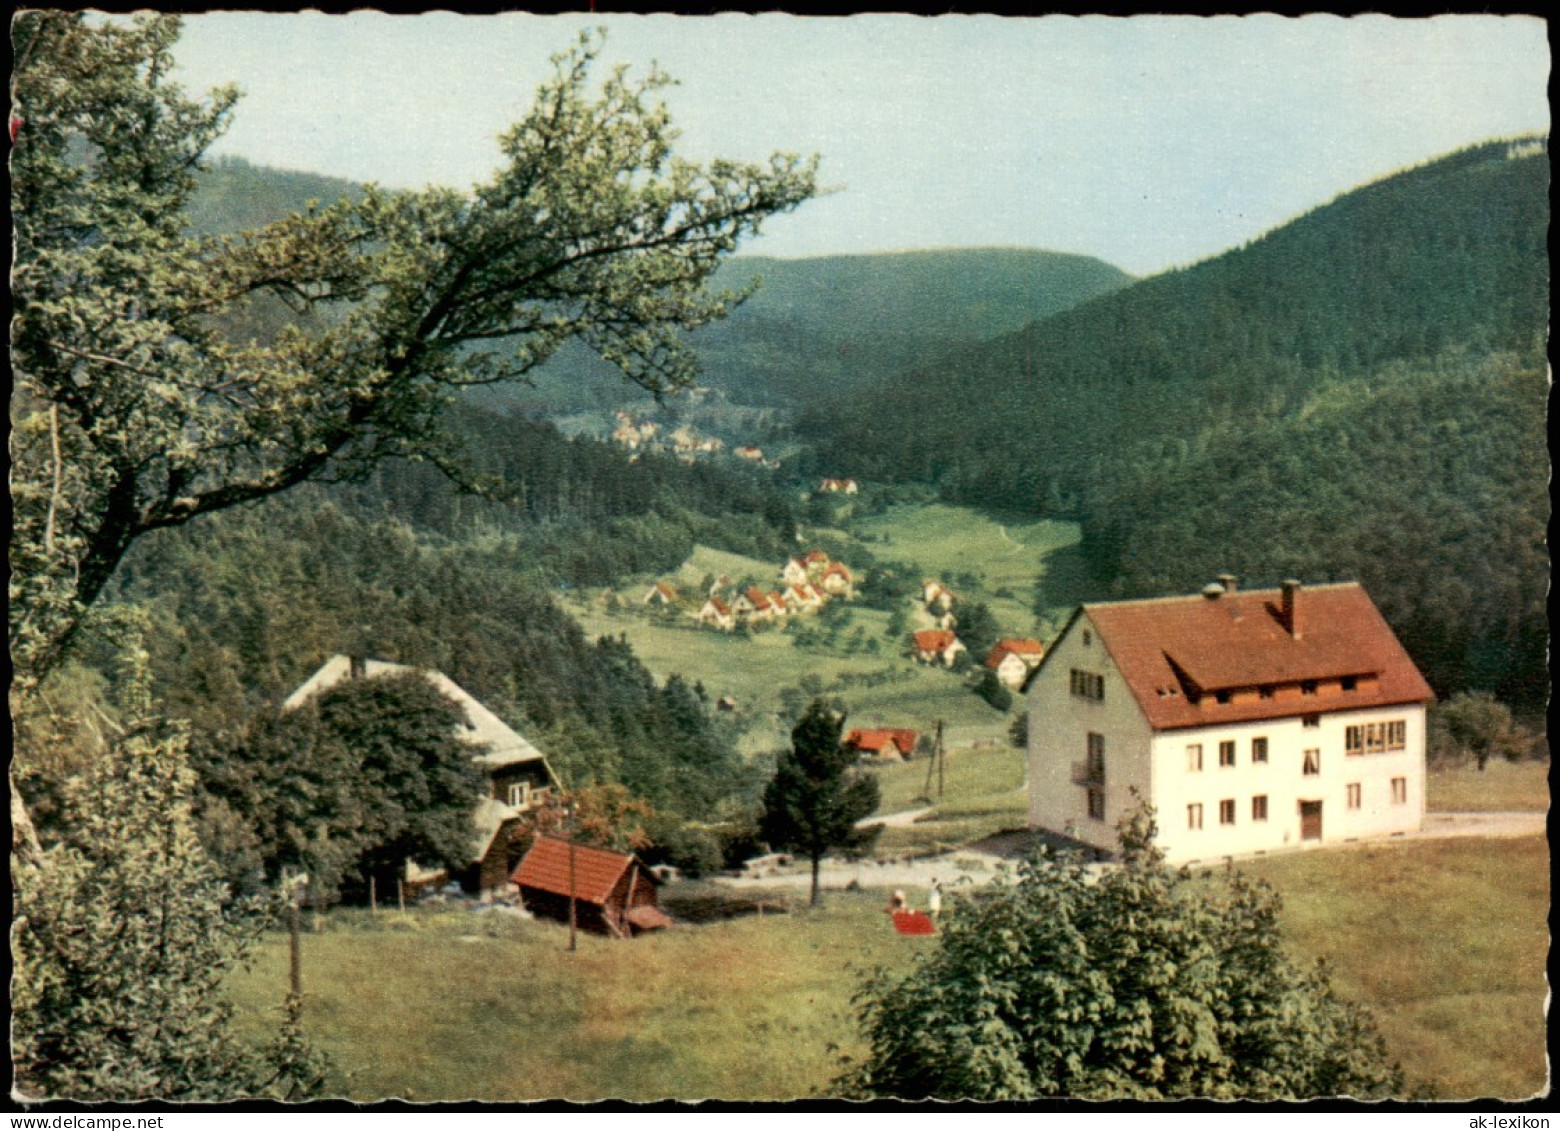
[986,638,1046,689]
[912,629,965,667]
[1026,579,1433,863]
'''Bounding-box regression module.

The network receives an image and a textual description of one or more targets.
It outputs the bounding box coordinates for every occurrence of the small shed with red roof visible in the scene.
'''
[512,836,670,938]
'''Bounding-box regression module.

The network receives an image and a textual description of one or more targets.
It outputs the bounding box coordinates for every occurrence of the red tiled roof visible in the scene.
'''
[744,586,773,609]
[802,550,829,564]
[823,562,852,580]
[705,597,731,616]
[1081,582,1433,731]
[987,638,1044,667]
[914,630,958,652]
[846,728,919,755]
[513,837,650,905]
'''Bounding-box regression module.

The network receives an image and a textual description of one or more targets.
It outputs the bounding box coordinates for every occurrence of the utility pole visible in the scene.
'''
[936,720,946,801]
[288,876,304,997]
[567,795,578,953]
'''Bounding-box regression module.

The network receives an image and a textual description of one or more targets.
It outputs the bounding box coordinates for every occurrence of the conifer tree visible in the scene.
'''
[759,699,882,906]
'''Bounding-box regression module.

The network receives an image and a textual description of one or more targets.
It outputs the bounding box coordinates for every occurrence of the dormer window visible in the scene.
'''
[1258,685,1275,700]
[1300,680,1318,696]
[1215,690,1232,705]
[1341,676,1357,692]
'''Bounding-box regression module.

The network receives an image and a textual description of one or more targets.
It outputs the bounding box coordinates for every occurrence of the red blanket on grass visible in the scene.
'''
[891,910,936,935]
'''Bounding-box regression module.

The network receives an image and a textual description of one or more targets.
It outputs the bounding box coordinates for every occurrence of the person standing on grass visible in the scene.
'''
[927,877,942,921]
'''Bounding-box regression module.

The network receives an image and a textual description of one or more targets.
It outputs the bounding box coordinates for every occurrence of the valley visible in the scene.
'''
[13,16,1548,1103]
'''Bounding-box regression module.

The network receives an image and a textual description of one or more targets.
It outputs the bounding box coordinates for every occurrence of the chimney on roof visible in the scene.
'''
[1281,579,1303,639]
[349,654,367,679]
[1201,582,1225,600]
[1218,573,1238,594]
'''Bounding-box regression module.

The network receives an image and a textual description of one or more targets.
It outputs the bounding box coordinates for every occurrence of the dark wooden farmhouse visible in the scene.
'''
[512,836,672,938]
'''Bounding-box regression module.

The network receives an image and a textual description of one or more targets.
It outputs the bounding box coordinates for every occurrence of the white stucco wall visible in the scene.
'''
[1027,619,1427,863]
[1027,613,1153,856]
[1150,704,1426,864]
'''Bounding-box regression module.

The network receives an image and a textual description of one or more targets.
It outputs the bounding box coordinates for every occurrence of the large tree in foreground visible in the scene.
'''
[836,808,1403,1100]
[9,12,815,852]
[760,699,882,906]
[9,12,816,694]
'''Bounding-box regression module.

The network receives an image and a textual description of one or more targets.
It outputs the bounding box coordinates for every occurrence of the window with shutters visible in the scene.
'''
[1070,669,1105,701]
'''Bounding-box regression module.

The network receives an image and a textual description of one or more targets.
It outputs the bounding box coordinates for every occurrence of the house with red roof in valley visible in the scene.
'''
[512,837,671,937]
[783,582,825,613]
[1026,578,1433,864]
[986,638,1046,689]
[820,561,855,598]
[845,728,920,763]
[735,586,777,621]
[819,477,859,495]
[922,580,956,612]
[643,581,677,608]
[912,629,965,667]
[698,596,735,631]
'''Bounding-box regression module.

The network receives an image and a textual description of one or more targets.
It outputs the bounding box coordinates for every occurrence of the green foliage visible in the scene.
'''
[213,673,485,900]
[1430,691,1531,770]
[802,138,1549,708]
[11,653,326,1101]
[974,667,1013,711]
[504,248,1132,416]
[1083,352,1548,705]
[838,807,1402,1100]
[109,501,757,862]
[759,700,882,906]
[10,12,815,691]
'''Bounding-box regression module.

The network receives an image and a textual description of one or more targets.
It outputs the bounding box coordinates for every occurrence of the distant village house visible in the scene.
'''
[845,727,920,762]
[913,629,966,667]
[986,638,1046,689]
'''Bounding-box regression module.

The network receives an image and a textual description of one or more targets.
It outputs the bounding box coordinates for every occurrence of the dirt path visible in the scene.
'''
[718,810,1546,898]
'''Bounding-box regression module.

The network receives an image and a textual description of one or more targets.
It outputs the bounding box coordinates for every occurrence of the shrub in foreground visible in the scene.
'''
[836,807,1402,1100]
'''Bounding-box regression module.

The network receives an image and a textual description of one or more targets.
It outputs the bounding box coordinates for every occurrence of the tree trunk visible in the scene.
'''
[810,853,821,907]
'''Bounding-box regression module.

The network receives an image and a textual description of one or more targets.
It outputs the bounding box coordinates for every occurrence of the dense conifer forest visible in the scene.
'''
[801,138,1550,707]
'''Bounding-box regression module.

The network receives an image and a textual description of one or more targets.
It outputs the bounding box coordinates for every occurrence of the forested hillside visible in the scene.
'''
[189,161,1132,419]
[509,248,1133,413]
[95,502,763,867]
[801,137,1549,706]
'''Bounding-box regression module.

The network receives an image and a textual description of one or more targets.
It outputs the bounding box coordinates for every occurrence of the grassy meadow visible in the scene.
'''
[229,890,924,1102]
[1425,758,1549,812]
[853,504,1084,631]
[231,832,1547,1101]
[1232,834,1549,1099]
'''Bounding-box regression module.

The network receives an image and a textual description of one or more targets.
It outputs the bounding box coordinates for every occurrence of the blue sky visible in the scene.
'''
[172,13,1549,278]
